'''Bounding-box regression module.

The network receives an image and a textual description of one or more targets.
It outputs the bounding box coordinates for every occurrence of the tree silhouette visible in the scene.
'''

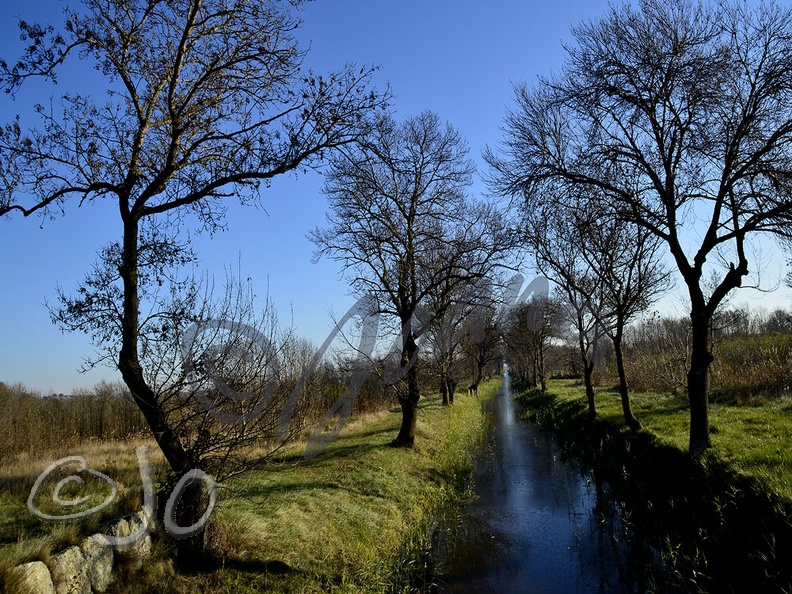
[311,111,509,446]
[488,0,792,456]
[0,0,387,552]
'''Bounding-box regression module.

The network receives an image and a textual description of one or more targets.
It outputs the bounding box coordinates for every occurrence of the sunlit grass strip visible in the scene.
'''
[541,379,792,501]
[172,379,500,593]
[0,381,500,592]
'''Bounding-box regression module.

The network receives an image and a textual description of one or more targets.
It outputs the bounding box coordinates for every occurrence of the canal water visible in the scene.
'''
[439,373,659,593]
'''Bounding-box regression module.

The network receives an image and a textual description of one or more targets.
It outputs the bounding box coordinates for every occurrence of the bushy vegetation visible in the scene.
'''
[0,381,148,461]
[0,353,401,460]
[607,306,792,403]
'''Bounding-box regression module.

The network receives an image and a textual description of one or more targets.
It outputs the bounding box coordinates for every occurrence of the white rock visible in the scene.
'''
[80,535,114,593]
[6,561,55,594]
[49,546,90,594]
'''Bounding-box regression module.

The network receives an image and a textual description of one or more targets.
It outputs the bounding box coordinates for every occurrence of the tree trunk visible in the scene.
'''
[393,394,418,447]
[166,480,210,564]
[474,363,484,390]
[613,334,642,433]
[584,360,596,421]
[531,355,538,389]
[688,307,713,457]
[446,378,457,405]
[578,330,597,420]
[392,332,419,447]
[118,215,208,558]
[118,216,192,475]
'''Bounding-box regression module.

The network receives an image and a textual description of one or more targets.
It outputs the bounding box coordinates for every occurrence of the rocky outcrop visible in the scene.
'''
[5,513,152,594]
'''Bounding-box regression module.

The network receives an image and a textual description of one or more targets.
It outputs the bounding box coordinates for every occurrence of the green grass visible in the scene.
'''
[0,379,498,593]
[167,381,498,593]
[540,378,792,502]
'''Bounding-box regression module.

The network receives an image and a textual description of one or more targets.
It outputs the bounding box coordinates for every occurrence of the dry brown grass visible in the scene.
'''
[0,438,168,569]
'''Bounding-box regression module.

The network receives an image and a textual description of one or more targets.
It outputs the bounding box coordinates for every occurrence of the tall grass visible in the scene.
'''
[0,437,171,591]
[613,307,792,401]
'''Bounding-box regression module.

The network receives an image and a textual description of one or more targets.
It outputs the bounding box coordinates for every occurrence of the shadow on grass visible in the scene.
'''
[271,427,395,466]
[0,474,41,499]
[515,382,792,593]
[185,554,298,576]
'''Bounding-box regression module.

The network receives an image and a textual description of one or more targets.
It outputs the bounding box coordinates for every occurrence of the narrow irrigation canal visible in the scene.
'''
[440,374,658,593]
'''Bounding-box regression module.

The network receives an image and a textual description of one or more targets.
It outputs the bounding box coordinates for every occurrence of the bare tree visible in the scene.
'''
[559,289,607,419]
[521,188,608,418]
[580,210,672,432]
[0,0,386,551]
[310,111,509,447]
[428,312,465,406]
[426,289,466,406]
[426,279,493,406]
[487,0,792,456]
[460,288,502,394]
[502,296,562,391]
[53,254,300,545]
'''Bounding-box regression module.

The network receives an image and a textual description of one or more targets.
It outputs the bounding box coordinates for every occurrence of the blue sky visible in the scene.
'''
[0,0,789,393]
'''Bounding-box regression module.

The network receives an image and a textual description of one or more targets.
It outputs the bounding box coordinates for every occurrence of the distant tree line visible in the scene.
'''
[503,299,792,408]
[0,381,146,459]
[0,324,500,462]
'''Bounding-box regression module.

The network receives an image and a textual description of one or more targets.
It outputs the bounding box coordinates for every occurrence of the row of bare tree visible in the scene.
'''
[486,0,792,456]
[0,0,520,557]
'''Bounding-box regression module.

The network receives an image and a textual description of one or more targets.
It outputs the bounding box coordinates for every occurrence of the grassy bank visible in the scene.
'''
[534,379,792,500]
[168,378,499,593]
[517,379,792,592]
[0,378,499,593]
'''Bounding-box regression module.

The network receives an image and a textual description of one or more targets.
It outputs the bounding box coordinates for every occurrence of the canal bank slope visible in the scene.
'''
[517,379,792,593]
[155,379,501,594]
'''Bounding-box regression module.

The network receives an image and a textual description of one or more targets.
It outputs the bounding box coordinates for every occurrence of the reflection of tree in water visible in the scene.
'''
[436,380,683,594]
[569,470,680,594]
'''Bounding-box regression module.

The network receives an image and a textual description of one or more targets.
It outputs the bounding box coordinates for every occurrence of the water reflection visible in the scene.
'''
[441,374,661,593]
